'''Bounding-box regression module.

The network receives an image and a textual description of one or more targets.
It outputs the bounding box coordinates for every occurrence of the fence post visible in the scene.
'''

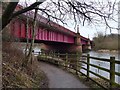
[58,52,60,66]
[42,51,45,60]
[76,52,79,75]
[87,54,90,81]
[53,51,55,58]
[65,53,68,69]
[45,52,47,61]
[41,51,42,55]
[110,57,115,89]
[39,52,40,55]
[58,53,59,59]
[52,51,53,60]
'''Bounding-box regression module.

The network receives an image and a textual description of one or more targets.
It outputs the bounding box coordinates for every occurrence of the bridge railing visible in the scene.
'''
[37,52,120,89]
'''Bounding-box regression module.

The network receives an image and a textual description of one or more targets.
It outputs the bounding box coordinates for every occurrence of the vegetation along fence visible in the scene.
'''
[37,51,120,89]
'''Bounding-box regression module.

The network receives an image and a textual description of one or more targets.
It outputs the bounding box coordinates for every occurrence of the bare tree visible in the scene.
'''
[1,1,45,29]
[22,0,40,67]
[24,1,29,57]
[37,0,118,31]
[27,5,39,65]
[2,2,18,29]
[2,0,118,31]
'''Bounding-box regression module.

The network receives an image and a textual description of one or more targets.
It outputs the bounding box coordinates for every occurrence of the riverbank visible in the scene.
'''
[93,33,119,51]
[97,50,119,53]
[83,51,120,85]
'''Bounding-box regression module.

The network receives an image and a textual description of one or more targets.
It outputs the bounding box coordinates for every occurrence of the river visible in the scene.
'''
[80,51,120,84]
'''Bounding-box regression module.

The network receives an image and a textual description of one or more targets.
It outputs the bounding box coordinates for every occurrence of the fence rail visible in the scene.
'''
[37,51,120,89]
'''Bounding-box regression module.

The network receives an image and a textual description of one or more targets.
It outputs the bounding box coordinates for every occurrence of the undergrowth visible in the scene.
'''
[2,41,48,88]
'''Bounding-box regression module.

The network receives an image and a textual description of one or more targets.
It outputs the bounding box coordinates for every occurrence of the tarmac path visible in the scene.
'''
[39,61,89,88]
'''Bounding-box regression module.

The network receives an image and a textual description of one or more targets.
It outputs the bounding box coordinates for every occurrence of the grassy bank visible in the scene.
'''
[2,26,48,88]
[2,42,48,88]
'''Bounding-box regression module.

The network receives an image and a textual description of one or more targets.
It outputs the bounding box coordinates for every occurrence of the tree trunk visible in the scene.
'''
[2,2,18,29]
[21,1,46,67]
[24,4,39,66]
[25,17,29,57]
[1,1,45,30]
[24,1,29,57]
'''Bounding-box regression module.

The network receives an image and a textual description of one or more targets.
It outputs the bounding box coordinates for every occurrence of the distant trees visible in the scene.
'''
[93,32,119,50]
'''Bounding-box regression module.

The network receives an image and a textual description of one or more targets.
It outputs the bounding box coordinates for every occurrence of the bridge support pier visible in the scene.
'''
[82,39,91,52]
[74,30,82,53]
[87,39,92,50]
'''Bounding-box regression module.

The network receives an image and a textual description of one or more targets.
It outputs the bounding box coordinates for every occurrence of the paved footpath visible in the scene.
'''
[39,61,89,88]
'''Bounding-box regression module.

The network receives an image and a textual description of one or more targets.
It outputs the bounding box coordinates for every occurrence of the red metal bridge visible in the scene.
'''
[9,5,93,53]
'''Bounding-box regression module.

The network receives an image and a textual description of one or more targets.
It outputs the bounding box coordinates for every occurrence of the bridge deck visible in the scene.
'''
[10,4,92,45]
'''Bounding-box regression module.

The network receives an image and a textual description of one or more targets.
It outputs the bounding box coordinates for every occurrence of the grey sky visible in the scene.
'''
[19,0,119,40]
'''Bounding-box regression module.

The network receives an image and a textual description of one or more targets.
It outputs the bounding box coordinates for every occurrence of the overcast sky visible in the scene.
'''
[19,0,119,40]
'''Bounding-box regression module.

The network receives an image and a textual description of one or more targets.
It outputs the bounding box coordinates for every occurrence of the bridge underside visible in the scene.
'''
[20,38,82,53]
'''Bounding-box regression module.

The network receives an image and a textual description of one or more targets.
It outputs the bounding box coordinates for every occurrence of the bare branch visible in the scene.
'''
[2,2,18,29]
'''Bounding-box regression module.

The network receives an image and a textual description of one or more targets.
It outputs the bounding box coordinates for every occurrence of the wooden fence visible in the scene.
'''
[37,52,120,89]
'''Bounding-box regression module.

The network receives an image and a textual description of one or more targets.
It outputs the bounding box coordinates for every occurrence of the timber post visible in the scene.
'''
[51,51,53,58]
[58,53,59,59]
[76,52,79,75]
[45,52,47,61]
[58,53,59,62]
[38,51,40,55]
[87,54,90,81]
[110,57,115,89]
[53,51,55,58]
[65,53,68,69]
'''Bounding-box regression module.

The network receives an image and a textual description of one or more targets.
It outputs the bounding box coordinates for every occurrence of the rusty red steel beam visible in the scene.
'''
[11,4,91,44]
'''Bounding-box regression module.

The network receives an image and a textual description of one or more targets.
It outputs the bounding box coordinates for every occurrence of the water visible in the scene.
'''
[80,51,120,84]
[23,47,41,56]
